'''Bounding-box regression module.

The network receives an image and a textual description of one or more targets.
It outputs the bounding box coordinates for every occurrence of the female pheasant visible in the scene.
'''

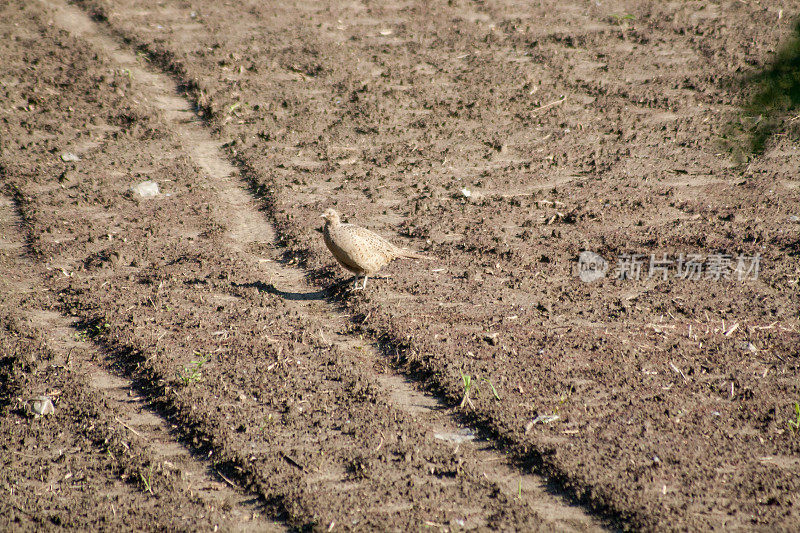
[321,209,428,290]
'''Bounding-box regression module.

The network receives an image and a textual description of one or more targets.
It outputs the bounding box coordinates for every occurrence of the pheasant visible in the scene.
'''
[321,208,429,290]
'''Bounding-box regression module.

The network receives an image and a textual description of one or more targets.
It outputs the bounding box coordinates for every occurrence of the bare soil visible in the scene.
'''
[1,0,798,530]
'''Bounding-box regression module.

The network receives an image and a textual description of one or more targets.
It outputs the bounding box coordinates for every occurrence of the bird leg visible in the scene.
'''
[350,275,368,291]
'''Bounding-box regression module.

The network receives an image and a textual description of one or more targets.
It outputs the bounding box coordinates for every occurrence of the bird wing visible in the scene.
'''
[345,225,399,258]
[345,225,430,262]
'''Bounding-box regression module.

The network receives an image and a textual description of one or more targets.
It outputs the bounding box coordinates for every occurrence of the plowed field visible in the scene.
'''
[1,0,798,530]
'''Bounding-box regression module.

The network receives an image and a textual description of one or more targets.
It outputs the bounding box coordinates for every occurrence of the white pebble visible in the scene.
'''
[131,180,160,198]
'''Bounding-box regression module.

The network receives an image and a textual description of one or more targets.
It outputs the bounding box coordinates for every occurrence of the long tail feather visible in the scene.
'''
[398,248,431,260]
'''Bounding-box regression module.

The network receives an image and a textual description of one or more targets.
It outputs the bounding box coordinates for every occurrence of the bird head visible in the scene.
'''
[320,208,341,225]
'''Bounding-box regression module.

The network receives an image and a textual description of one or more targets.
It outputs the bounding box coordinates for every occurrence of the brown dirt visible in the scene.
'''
[1,0,798,530]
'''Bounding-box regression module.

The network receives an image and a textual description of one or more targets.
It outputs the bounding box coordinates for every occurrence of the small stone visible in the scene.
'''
[525,414,560,432]
[59,169,77,184]
[468,270,483,283]
[433,429,475,444]
[739,341,758,353]
[29,396,55,417]
[131,180,160,198]
[483,332,499,346]
[60,152,81,162]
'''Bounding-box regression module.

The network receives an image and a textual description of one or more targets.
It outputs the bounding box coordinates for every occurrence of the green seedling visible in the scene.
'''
[140,466,154,494]
[789,402,800,435]
[609,13,635,29]
[176,352,208,386]
[260,413,276,432]
[460,373,475,409]
[482,378,501,401]
[74,321,109,342]
[460,374,502,409]
[517,479,523,498]
[553,388,573,414]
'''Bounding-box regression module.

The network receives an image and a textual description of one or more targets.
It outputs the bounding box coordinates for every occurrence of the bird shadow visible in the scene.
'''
[235,276,357,301]
[236,280,329,301]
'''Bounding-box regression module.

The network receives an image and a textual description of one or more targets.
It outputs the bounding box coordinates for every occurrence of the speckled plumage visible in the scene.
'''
[321,209,427,289]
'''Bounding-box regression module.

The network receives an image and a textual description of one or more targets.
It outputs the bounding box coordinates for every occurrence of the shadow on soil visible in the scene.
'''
[235,272,360,301]
[238,280,330,301]
[726,17,800,156]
